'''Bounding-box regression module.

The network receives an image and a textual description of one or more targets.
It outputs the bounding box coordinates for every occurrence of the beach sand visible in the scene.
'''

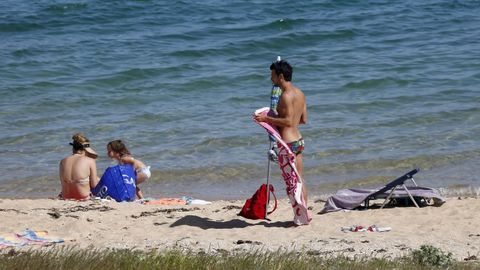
[0,196,479,260]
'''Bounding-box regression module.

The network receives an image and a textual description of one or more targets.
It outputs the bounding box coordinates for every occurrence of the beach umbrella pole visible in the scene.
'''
[265,141,272,219]
[265,56,282,220]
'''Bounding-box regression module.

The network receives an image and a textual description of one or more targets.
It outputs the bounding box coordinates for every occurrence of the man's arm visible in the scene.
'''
[59,160,64,184]
[254,93,295,127]
[89,160,100,188]
[300,102,307,124]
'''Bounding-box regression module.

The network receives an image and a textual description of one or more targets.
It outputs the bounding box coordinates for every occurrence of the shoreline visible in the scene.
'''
[2,174,480,202]
[1,196,479,260]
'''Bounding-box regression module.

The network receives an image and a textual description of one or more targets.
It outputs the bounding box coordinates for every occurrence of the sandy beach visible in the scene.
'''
[0,196,479,261]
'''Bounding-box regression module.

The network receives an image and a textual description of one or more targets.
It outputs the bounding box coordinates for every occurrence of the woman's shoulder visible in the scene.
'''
[60,155,75,164]
[133,159,146,167]
[74,154,96,165]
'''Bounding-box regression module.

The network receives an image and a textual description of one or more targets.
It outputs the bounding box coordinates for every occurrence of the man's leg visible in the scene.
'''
[296,153,307,202]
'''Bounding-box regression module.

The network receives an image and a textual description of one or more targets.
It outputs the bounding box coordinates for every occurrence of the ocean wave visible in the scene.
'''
[167,26,358,61]
[44,3,88,13]
[85,67,164,88]
[342,76,410,90]
[305,149,480,176]
[372,107,480,128]
[0,22,43,33]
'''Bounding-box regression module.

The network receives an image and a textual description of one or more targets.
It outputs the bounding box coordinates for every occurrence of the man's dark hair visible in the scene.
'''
[270,60,293,81]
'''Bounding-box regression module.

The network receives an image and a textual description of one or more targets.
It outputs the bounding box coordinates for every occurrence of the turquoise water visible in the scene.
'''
[1,1,479,199]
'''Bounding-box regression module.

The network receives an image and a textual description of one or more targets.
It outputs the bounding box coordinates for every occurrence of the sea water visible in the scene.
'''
[1,0,479,199]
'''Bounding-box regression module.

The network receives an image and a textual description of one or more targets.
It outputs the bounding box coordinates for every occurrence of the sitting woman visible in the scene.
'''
[59,133,99,200]
[107,140,151,199]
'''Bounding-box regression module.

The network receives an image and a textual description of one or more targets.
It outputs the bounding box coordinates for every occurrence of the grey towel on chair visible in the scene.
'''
[319,183,445,214]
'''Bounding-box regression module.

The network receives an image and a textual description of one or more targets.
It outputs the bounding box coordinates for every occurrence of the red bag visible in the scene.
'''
[238,184,277,219]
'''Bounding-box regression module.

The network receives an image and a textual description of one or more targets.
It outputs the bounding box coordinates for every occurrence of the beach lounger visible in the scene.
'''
[319,169,445,214]
[365,168,421,208]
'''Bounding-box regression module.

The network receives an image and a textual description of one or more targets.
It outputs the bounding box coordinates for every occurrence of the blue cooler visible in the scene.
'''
[92,164,136,202]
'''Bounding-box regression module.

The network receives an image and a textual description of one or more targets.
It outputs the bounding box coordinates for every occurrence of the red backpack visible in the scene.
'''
[238,184,277,220]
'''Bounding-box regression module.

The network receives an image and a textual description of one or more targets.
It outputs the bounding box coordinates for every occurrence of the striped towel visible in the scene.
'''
[16,229,64,244]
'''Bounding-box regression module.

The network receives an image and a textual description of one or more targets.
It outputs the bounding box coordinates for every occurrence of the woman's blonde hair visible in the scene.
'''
[71,133,88,152]
[70,133,98,159]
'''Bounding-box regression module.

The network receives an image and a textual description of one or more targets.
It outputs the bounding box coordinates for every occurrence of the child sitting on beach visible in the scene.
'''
[107,140,151,199]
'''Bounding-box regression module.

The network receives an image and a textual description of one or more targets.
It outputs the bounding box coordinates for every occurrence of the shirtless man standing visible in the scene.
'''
[254,60,308,201]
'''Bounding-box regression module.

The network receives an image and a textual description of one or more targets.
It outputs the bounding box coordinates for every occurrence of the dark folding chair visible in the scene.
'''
[365,168,420,209]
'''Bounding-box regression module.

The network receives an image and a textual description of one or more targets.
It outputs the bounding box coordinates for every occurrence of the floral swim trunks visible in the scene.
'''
[286,138,305,155]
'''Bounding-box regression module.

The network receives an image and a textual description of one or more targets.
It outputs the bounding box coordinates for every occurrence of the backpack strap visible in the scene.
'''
[267,185,278,215]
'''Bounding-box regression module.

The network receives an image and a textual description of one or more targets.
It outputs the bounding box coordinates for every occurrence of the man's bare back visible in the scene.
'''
[253,69,307,141]
[276,84,307,142]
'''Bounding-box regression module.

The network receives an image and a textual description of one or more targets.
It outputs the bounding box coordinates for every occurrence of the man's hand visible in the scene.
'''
[253,113,268,123]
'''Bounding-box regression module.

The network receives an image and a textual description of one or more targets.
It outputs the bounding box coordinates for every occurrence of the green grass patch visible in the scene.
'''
[0,245,478,270]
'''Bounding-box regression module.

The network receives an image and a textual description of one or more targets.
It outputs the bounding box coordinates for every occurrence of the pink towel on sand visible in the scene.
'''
[143,198,187,205]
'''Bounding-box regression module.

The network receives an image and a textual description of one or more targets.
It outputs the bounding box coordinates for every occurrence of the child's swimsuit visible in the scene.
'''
[136,166,151,178]
[287,138,305,155]
[119,155,151,179]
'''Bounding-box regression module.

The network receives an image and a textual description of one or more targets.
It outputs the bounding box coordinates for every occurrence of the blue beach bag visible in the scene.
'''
[91,164,136,202]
